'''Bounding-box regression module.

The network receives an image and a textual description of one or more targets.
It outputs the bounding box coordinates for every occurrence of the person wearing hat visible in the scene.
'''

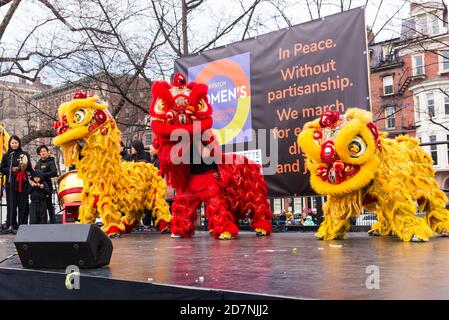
[29,171,51,224]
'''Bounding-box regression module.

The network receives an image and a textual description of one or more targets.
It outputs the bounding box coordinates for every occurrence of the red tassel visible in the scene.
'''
[16,171,27,193]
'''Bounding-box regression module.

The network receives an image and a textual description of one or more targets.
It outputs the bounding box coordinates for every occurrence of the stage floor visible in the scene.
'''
[1,230,449,299]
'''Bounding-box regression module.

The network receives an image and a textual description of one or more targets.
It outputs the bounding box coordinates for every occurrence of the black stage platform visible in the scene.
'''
[1,231,449,299]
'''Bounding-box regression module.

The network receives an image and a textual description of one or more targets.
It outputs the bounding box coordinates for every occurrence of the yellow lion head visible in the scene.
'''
[298,108,382,196]
[52,91,115,166]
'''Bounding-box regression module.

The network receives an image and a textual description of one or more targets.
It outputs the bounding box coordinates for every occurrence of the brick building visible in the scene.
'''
[369,0,449,189]
[370,37,417,137]
[0,77,51,164]
[0,77,50,138]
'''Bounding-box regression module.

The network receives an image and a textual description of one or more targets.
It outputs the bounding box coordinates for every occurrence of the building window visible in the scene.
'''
[430,135,438,165]
[273,198,281,214]
[427,92,435,117]
[440,50,449,73]
[431,14,440,35]
[416,14,428,35]
[415,94,421,121]
[413,55,424,76]
[385,105,395,129]
[445,93,449,115]
[383,75,394,95]
[381,44,394,62]
[447,135,449,165]
[413,13,441,36]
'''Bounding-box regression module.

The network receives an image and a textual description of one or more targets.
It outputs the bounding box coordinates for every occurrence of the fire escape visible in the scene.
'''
[397,67,412,96]
[397,66,426,96]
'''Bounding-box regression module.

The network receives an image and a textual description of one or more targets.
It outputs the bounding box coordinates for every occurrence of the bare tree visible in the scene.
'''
[151,0,263,59]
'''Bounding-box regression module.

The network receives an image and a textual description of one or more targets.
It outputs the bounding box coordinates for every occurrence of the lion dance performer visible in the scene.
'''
[298,108,449,242]
[150,73,272,240]
[53,91,171,237]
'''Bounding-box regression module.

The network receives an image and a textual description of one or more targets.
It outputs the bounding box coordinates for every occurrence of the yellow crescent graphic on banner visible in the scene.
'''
[194,58,251,145]
[212,96,251,145]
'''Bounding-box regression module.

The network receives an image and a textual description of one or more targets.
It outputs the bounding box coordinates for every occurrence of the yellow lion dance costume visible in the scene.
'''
[298,108,449,242]
[53,91,172,237]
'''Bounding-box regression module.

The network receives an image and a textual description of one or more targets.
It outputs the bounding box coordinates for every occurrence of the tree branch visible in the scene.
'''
[0,0,21,41]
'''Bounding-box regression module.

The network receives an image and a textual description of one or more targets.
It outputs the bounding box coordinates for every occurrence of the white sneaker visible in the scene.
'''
[171,233,181,238]
[411,235,427,242]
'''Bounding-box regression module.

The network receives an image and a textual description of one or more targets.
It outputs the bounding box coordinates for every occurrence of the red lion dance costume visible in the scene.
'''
[150,73,272,240]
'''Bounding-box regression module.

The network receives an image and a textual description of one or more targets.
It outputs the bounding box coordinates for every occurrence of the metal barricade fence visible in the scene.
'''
[0,189,61,227]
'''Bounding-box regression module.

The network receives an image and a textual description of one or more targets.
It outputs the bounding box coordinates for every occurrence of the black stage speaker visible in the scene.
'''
[14,224,113,269]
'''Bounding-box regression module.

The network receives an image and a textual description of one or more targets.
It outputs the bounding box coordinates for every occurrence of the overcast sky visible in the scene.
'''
[0,0,419,45]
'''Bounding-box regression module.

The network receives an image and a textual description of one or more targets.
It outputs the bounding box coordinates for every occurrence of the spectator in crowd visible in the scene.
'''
[129,140,151,163]
[302,215,316,226]
[278,210,288,232]
[279,210,287,225]
[285,210,294,225]
[29,172,51,224]
[34,145,58,223]
[149,144,159,168]
[129,139,152,230]
[300,208,316,226]
[120,141,130,161]
[149,143,162,228]
[0,135,34,231]
[300,209,309,225]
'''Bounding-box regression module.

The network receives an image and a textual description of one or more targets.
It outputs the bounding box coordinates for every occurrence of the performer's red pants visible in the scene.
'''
[170,170,239,239]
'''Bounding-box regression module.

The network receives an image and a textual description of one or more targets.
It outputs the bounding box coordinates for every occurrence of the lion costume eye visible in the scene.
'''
[334,118,375,165]
[74,109,86,124]
[348,136,366,158]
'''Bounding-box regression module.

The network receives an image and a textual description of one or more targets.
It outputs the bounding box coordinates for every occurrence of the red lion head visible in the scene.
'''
[150,73,213,138]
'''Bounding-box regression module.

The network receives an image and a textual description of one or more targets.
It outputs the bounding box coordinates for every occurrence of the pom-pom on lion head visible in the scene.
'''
[298,108,382,196]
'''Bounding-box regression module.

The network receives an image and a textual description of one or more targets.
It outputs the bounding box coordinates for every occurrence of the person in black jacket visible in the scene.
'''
[0,135,34,230]
[29,171,51,224]
[129,140,151,163]
[34,145,58,223]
